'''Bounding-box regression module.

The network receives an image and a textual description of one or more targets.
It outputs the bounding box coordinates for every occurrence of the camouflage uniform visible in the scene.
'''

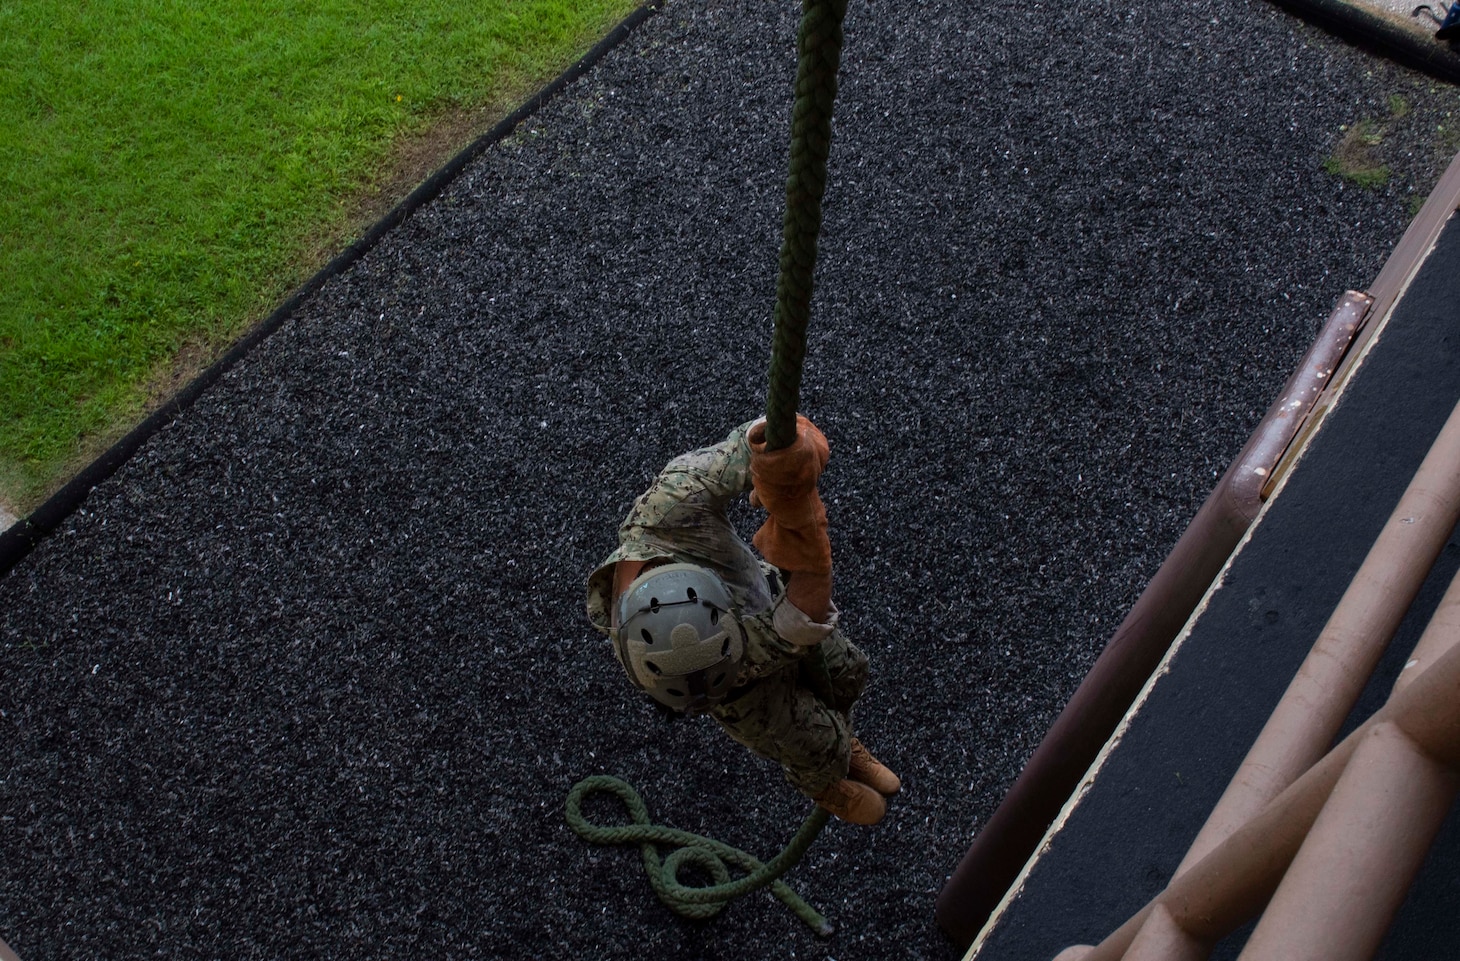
[586,422,868,797]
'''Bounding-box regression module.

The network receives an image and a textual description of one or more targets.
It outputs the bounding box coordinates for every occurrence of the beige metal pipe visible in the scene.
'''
[1176,395,1460,872]
[1052,612,1460,961]
[1237,720,1460,961]
[1234,564,1460,961]
[1118,570,1460,961]
[1392,555,1460,696]
[1119,903,1210,961]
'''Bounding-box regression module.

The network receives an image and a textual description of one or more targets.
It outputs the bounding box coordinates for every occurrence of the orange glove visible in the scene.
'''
[748,415,832,576]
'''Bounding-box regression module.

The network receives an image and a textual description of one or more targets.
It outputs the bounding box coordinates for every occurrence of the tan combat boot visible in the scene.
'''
[848,737,901,796]
[813,778,886,825]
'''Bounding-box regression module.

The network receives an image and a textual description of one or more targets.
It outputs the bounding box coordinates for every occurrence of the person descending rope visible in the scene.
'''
[585,414,900,825]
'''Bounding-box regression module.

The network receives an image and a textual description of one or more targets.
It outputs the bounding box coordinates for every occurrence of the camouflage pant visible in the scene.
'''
[709,630,868,797]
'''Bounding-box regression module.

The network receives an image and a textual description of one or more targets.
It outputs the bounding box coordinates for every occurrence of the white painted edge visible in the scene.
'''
[962,462,1285,960]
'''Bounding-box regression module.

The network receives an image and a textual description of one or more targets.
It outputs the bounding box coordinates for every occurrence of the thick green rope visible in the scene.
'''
[763,0,849,714]
[571,0,849,937]
[565,775,834,936]
[764,0,849,453]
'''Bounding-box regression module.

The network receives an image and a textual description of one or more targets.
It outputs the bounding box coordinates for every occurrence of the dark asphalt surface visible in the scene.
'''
[2,1,1457,958]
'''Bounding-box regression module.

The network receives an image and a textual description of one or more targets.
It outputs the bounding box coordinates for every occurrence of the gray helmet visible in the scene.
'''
[613,562,746,713]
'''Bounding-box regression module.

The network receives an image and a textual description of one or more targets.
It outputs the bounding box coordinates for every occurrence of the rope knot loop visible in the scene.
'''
[565,775,834,935]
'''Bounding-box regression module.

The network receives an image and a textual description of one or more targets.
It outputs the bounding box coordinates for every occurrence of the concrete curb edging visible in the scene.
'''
[1273,0,1460,84]
[0,1,661,580]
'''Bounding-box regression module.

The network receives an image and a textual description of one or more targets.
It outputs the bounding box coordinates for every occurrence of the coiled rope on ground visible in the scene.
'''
[565,775,835,936]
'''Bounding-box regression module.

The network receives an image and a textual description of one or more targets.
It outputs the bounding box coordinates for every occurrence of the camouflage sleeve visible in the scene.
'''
[585,421,761,635]
[617,420,756,543]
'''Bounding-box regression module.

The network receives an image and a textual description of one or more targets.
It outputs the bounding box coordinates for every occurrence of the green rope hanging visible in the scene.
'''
[764,0,849,452]
[568,0,852,936]
[764,0,848,711]
[565,775,835,936]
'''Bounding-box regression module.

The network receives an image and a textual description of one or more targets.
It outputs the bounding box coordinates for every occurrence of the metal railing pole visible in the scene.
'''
[1118,903,1211,961]
[1233,565,1460,960]
[1237,719,1460,961]
[1176,395,1460,873]
[1391,551,1460,697]
[935,294,1369,946]
[1053,617,1460,961]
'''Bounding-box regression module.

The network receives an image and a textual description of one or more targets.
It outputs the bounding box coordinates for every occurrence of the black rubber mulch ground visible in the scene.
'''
[2,1,1456,958]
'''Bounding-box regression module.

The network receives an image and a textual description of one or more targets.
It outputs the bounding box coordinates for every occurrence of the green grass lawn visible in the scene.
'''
[0,0,640,512]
